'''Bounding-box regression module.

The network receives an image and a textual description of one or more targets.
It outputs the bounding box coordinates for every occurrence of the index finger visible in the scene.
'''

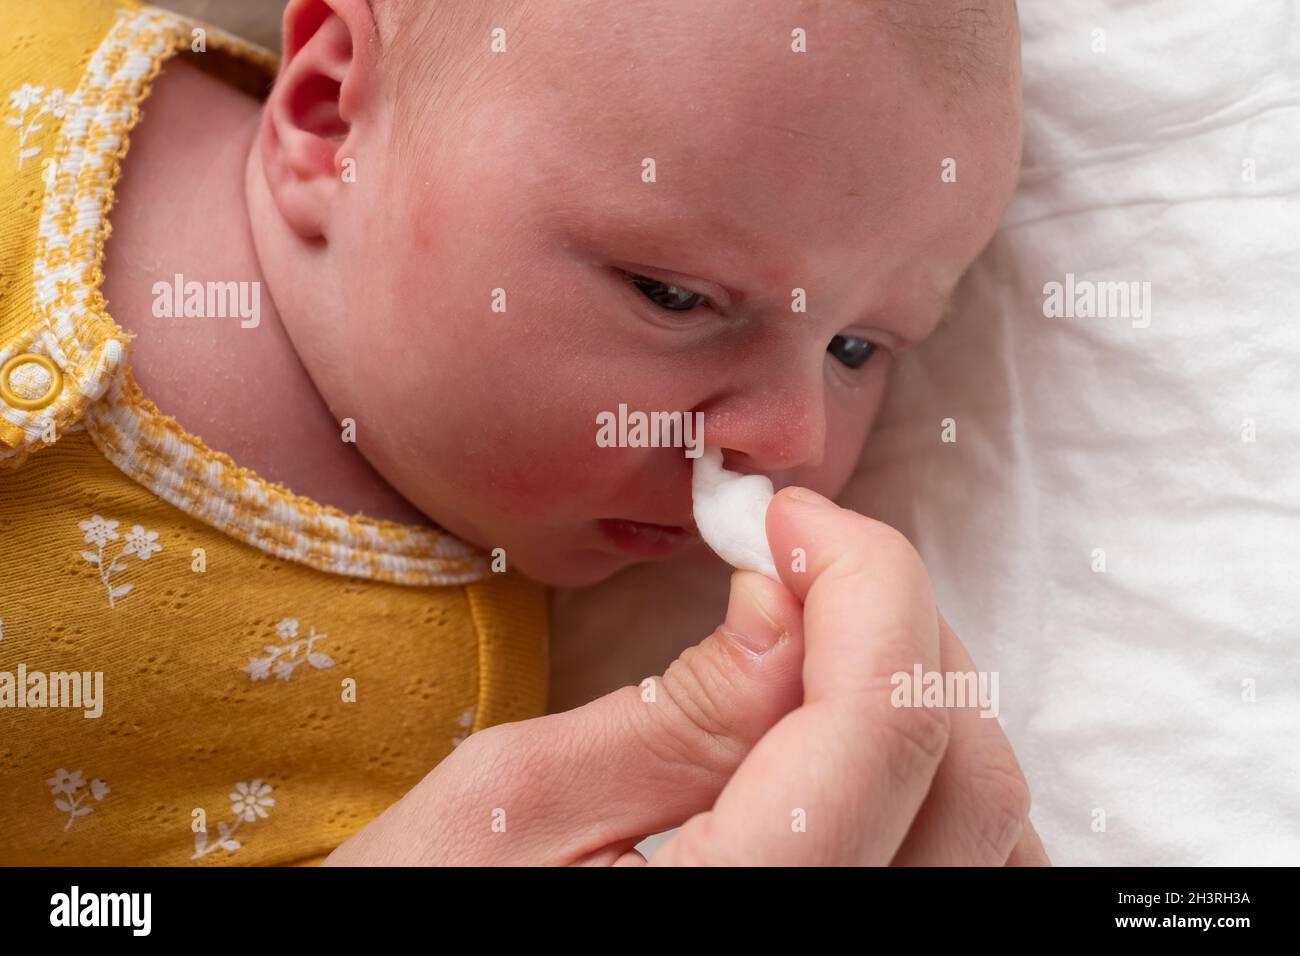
[769,487,943,707]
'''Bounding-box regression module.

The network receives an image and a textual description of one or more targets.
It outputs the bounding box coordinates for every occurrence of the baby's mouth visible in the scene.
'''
[595,518,699,559]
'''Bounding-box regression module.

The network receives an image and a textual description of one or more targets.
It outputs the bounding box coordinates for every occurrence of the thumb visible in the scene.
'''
[648,486,944,866]
[476,569,806,863]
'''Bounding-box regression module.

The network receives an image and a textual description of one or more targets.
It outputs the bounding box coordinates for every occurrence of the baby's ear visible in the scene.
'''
[260,0,378,239]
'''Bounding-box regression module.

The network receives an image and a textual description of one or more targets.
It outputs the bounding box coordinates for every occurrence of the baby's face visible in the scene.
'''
[329,0,1021,587]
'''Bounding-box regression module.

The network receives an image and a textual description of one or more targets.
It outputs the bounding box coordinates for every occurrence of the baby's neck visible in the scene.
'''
[102,56,429,527]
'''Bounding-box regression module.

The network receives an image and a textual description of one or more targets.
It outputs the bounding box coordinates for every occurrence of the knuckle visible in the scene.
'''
[448,721,537,802]
[873,698,952,776]
[452,720,511,765]
[964,747,1032,860]
[645,643,748,776]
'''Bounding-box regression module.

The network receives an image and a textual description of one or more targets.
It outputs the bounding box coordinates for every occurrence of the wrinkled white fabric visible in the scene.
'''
[844,0,1300,865]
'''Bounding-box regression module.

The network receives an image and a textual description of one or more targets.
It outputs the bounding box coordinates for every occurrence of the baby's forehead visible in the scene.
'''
[489,10,1018,205]
[382,0,1019,145]
[532,0,1018,115]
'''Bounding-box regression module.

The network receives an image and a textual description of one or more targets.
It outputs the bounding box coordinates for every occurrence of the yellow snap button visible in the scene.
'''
[0,352,63,410]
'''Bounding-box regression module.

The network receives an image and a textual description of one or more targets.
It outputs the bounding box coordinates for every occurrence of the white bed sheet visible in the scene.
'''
[843,0,1300,864]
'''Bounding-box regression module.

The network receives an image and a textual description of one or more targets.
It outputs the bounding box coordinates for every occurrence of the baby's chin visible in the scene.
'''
[505,534,715,589]
[509,548,636,589]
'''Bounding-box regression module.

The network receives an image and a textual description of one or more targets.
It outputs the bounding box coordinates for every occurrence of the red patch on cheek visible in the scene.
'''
[489,446,612,518]
[411,216,434,254]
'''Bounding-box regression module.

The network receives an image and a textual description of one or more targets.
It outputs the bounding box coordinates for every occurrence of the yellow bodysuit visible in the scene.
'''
[0,0,549,865]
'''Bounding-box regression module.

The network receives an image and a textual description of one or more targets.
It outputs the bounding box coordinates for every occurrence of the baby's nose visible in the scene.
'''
[701,385,827,475]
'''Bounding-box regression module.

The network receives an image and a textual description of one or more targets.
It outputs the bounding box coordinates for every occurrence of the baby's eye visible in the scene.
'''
[827,334,876,369]
[625,272,705,312]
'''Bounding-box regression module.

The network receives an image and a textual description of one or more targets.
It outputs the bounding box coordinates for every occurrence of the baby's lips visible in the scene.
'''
[642,485,700,534]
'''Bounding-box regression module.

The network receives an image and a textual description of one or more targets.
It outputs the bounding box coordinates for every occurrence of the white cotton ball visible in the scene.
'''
[692,447,779,582]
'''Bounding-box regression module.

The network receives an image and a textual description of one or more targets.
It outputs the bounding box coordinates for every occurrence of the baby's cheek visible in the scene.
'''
[444,403,613,515]
[786,376,888,498]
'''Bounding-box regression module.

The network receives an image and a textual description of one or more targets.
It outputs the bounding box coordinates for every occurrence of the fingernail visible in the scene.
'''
[783,486,835,508]
[721,574,786,658]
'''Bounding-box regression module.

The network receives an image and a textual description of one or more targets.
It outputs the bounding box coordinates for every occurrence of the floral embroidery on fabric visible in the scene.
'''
[243,617,336,682]
[192,780,275,860]
[77,514,161,608]
[47,768,110,831]
[4,83,73,169]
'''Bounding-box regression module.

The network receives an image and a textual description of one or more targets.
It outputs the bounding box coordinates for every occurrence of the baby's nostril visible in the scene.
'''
[713,448,762,477]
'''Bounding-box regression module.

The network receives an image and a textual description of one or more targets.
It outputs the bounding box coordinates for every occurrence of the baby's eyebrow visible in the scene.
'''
[684,224,803,297]
[656,208,960,326]
[589,198,804,298]
[585,202,958,337]
[882,281,962,349]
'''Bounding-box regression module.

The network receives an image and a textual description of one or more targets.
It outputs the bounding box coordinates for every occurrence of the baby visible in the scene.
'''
[0,0,1021,864]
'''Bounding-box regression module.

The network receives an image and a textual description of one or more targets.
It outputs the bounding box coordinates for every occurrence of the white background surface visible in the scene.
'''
[839,0,1300,864]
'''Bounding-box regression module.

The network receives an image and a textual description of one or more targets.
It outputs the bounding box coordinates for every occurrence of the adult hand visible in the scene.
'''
[323,486,1048,865]
[650,485,1048,865]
